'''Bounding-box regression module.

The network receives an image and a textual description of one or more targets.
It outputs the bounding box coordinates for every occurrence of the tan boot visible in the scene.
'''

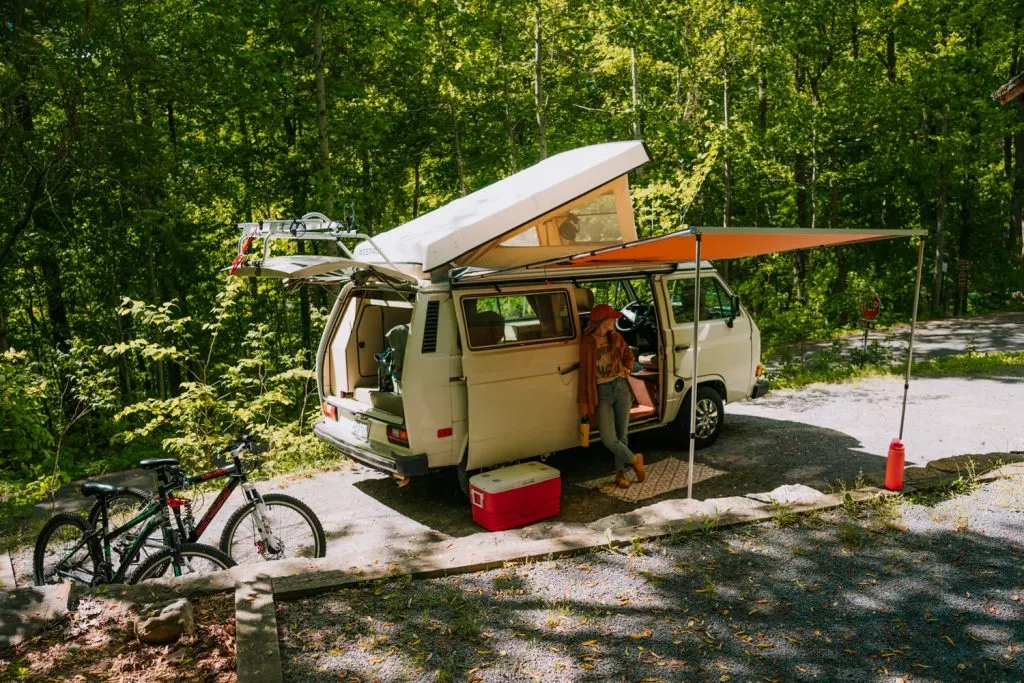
[631,453,647,483]
[615,470,631,489]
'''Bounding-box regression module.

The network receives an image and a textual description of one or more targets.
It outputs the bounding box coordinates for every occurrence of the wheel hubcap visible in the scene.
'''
[695,398,719,439]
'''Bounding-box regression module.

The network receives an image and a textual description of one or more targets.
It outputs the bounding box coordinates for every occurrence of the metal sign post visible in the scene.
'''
[687,232,702,500]
[898,240,926,439]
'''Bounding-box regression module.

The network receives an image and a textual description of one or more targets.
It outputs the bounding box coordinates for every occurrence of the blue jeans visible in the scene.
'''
[597,377,634,471]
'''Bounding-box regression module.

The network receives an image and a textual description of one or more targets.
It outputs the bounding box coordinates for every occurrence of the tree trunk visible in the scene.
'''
[721,22,731,281]
[361,148,373,232]
[932,107,949,315]
[1013,131,1024,257]
[830,151,846,293]
[756,73,767,133]
[630,46,641,140]
[412,155,421,218]
[313,3,333,218]
[533,3,547,160]
[450,100,467,196]
[792,66,808,301]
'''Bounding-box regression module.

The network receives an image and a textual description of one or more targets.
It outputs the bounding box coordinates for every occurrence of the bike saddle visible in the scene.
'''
[80,481,125,498]
[138,458,180,471]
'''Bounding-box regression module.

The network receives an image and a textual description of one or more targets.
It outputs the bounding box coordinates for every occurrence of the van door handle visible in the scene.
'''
[674,344,689,352]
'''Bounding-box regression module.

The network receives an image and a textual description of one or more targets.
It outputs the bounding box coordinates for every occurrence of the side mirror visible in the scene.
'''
[726,295,740,328]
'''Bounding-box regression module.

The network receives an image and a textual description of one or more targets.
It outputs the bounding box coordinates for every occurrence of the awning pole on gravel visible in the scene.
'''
[687,232,702,500]
[898,240,926,440]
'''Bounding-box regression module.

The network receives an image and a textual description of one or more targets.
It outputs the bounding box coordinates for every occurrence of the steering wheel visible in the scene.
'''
[615,301,644,333]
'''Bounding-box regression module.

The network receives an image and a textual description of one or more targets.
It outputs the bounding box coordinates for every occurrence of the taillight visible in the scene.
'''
[755,364,764,378]
[386,426,409,447]
[322,402,337,419]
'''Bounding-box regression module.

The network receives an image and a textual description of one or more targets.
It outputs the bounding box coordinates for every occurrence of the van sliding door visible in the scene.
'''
[455,285,581,470]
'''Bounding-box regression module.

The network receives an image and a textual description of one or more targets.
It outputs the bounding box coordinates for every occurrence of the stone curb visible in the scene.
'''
[0,552,16,590]
[235,580,282,683]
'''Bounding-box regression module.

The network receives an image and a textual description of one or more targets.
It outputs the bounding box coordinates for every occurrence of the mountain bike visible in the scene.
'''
[83,436,326,563]
[33,460,236,586]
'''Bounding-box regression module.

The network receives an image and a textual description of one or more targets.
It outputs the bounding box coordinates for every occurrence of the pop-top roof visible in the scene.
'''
[353,141,650,272]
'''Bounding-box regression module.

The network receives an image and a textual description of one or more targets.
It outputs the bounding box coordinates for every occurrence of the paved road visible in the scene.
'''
[776,311,1024,363]
[11,314,1022,586]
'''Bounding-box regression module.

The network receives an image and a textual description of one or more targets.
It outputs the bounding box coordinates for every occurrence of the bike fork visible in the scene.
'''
[242,483,283,555]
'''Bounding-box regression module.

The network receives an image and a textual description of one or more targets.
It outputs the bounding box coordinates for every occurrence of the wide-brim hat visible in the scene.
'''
[590,303,623,321]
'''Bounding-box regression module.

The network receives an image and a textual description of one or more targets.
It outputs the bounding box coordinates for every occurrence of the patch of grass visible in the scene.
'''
[905,460,982,507]
[767,340,894,389]
[770,501,798,527]
[914,350,1024,378]
[840,523,863,550]
[628,537,648,556]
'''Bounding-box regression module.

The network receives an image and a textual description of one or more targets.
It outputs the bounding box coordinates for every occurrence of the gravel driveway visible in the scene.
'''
[278,471,1024,682]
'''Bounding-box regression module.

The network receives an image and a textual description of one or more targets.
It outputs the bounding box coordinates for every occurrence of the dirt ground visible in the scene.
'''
[0,593,236,682]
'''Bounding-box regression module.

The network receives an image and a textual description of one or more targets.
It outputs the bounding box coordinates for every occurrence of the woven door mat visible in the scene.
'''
[577,457,726,503]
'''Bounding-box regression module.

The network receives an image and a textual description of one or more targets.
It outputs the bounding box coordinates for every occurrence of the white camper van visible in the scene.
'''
[232,141,767,492]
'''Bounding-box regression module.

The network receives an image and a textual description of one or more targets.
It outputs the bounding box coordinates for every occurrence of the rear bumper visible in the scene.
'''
[313,420,429,477]
[750,380,770,399]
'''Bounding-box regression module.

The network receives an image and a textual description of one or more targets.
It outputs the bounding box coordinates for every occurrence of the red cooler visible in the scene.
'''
[469,462,561,531]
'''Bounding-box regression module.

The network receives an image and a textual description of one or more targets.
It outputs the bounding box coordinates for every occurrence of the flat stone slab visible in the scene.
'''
[0,582,74,650]
[235,580,282,683]
[0,552,16,590]
[746,484,827,505]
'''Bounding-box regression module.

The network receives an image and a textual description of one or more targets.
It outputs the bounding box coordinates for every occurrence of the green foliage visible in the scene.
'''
[0,351,52,478]
[104,279,329,473]
[1,0,1023,506]
[914,350,1024,378]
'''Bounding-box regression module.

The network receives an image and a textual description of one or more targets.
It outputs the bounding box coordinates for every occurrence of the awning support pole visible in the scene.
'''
[899,240,925,440]
[687,232,702,500]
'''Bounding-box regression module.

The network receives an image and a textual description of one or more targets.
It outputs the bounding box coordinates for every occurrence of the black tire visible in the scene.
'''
[86,487,150,528]
[127,543,236,584]
[219,493,327,562]
[33,513,98,586]
[87,488,164,570]
[456,454,471,499]
[678,384,725,449]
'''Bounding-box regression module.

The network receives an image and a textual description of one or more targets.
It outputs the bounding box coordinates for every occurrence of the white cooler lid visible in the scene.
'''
[470,461,560,494]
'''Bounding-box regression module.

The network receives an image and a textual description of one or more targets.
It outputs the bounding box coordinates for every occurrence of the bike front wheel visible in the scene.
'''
[219,493,327,562]
[127,543,236,584]
[33,513,99,586]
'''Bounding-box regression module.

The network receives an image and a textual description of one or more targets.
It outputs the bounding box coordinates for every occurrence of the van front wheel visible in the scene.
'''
[679,385,724,449]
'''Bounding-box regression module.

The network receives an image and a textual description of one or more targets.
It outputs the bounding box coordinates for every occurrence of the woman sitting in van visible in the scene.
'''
[578,304,647,489]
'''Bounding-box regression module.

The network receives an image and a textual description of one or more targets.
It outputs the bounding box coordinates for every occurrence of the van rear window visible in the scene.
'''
[462,291,575,349]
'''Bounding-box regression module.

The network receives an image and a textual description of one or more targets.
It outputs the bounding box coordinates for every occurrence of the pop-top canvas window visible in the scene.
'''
[501,192,622,248]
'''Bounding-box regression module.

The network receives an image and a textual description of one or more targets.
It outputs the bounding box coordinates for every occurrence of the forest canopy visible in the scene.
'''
[2,0,1023,497]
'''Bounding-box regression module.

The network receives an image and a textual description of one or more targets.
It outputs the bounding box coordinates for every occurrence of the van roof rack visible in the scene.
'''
[232,212,400,273]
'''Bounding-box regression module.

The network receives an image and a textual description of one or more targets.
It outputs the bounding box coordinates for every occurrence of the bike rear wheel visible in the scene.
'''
[127,543,235,584]
[219,493,327,562]
[33,513,99,586]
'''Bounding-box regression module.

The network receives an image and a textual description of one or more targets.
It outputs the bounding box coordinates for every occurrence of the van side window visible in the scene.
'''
[670,278,735,323]
[462,291,575,349]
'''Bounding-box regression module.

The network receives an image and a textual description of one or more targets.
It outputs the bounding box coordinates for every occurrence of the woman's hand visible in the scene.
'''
[578,402,590,418]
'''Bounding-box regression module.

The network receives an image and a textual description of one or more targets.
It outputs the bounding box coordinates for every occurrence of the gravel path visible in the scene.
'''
[278,472,1024,682]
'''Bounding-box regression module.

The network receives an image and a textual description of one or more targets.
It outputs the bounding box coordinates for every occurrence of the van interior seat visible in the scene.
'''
[638,352,658,369]
[626,375,656,420]
[574,287,594,327]
[467,309,505,347]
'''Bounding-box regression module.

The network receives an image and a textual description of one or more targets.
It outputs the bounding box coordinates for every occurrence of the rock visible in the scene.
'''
[135,598,194,645]
[746,484,826,505]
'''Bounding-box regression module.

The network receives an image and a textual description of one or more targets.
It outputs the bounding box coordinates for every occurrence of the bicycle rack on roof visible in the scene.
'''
[231,211,400,274]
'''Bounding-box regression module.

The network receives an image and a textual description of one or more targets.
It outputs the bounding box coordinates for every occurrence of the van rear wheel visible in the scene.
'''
[678,385,724,449]
[456,455,471,498]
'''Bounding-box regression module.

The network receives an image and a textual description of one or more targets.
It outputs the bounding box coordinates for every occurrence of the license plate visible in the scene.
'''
[352,422,369,441]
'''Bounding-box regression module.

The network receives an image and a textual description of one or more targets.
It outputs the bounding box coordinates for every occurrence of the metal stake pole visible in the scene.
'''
[687,233,702,500]
[899,240,925,440]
